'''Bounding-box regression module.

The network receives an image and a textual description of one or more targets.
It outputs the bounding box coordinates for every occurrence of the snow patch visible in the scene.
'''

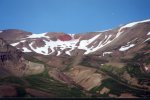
[69,34,75,39]
[119,44,135,51]
[119,19,150,32]
[22,47,32,52]
[78,34,100,50]
[116,30,123,38]
[114,19,150,40]
[144,38,150,42]
[10,40,26,47]
[84,34,113,54]
[95,29,112,32]
[20,40,26,42]
[0,31,3,33]
[27,34,105,56]
[11,42,20,46]
[29,38,79,55]
[147,32,150,35]
[78,34,101,54]
[65,51,71,56]
[27,32,49,38]
[57,51,61,56]
[29,42,49,55]
[103,52,113,56]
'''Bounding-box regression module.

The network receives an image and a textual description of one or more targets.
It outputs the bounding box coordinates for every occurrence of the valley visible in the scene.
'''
[0,19,149,98]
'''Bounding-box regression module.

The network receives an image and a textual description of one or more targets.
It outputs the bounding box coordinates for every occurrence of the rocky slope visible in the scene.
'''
[0,38,86,97]
[0,38,45,77]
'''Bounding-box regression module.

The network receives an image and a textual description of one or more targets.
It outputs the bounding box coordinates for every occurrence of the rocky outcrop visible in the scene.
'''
[0,38,45,77]
[66,65,103,90]
[23,61,45,76]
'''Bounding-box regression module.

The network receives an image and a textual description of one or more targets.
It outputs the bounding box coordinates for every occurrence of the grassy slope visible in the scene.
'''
[0,52,86,97]
[0,69,86,97]
[79,43,150,97]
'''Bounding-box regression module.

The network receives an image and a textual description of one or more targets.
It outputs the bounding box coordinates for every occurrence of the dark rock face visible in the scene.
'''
[0,39,21,63]
[0,39,22,60]
[0,52,13,62]
[0,37,45,77]
[0,38,27,76]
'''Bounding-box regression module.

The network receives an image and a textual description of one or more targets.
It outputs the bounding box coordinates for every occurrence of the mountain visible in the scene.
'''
[0,19,150,98]
[0,19,150,69]
[0,36,86,97]
[0,19,150,57]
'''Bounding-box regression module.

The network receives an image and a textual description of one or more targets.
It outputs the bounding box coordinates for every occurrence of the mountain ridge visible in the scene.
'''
[0,19,149,57]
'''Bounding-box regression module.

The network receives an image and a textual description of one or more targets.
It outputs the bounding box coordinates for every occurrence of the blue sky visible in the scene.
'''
[0,0,150,34]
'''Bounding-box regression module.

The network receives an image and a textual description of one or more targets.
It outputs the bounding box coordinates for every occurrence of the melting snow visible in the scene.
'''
[29,38,79,55]
[11,42,20,46]
[65,51,71,56]
[69,34,75,39]
[119,19,150,32]
[27,34,107,55]
[95,29,112,32]
[78,34,102,54]
[144,38,150,42]
[101,35,112,45]
[119,44,135,51]
[114,19,150,39]
[147,32,150,35]
[103,52,113,56]
[65,47,75,56]
[20,40,26,42]
[57,51,61,56]
[78,34,100,50]
[13,19,150,56]
[27,32,49,38]
[84,34,113,54]
[22,47,32,52]
[10,40,26,46]
[115,30,123,38]
[29,42,49,55]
